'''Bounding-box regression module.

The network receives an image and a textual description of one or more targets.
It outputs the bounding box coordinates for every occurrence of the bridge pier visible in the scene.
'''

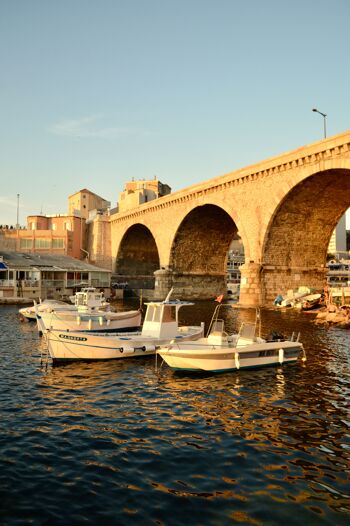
[154,269,174,299]
[239,262,263,307]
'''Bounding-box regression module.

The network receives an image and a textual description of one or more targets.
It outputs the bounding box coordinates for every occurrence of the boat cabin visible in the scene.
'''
[74,287,105,311]
[141,300,194,338]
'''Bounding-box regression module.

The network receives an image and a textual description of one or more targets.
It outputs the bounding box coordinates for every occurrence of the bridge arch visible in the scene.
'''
[169,204,240,298]
[260,168,350,303]
[115,224,160,290]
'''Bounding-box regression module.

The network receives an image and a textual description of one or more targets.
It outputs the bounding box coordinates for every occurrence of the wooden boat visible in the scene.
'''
[279,287,311,307]
[39,290,204,362]
[300,293,322,311]
[35,287,141,333]
[19,299,76,321]
[19,288,108,322]
[157,305,306,373]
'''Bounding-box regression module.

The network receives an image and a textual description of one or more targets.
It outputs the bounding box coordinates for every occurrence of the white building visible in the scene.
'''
[328,212,347,255]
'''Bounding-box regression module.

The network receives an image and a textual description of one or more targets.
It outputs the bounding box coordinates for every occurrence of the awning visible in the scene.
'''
[0,262,8,269]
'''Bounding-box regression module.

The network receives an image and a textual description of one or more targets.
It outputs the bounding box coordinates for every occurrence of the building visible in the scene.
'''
[118,178,171,213]
[0,188,112,261]
[226,236,244,294]
[68,188,111,220]
[0,214,85,259]
[0,181,170,283]
[328,212,347,255]
[0,251,111,300]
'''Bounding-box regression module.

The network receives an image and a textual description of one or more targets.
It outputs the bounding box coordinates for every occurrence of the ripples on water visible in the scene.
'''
[0,303,349,525]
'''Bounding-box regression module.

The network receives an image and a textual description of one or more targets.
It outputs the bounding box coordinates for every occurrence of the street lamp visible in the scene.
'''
[312,108,327,139]
[16,193,20,229]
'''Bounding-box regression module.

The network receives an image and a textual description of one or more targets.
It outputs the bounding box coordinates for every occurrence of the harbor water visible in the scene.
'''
[0,301,349,525]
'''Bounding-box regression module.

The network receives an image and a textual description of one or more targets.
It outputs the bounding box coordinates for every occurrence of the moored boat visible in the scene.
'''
[300,293,322,311]
[39,290,204,362]
[19,299,76,321]
[35,287,141,333]
[157,304,306,373]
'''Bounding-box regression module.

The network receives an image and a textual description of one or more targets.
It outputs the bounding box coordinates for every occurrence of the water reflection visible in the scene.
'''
[1,303,349,524]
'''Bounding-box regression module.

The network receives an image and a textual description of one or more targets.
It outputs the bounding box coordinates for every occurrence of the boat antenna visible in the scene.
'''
[164,287,173,303]
[256,307,261,338]
[206,303,221,337]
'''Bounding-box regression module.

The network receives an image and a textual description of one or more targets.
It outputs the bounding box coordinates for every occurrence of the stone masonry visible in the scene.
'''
[96,131,350,305]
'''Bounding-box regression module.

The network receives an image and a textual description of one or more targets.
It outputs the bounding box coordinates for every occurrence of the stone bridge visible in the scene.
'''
[110,131,350,306]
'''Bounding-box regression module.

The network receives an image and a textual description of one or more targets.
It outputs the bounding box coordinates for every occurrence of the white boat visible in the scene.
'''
[157,305,306,373]
[40,292,205,362]
[299,293,322,311]
[35,287,141,333]
[280,286,311,307]
[68,287,109,307]
[19,288,107,322]
[19,299,76,321]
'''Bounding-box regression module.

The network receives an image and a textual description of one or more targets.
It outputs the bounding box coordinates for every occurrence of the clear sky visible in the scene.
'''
[1,0,350,226]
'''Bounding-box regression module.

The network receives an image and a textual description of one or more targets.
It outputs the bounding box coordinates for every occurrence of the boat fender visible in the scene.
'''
[278,348,284,364]
[301,346,307,362]
[143,345,156,352]
[119,347,135,354]
[76,316,81,326]
[88,319,92,330]
[107,319,111,326]
[99,316,103,326]
[234,351,240,369]
[122,347,135,354]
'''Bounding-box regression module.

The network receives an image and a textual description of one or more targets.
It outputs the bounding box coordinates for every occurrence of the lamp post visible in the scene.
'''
[16,193,20,229]
[312,108,327,139]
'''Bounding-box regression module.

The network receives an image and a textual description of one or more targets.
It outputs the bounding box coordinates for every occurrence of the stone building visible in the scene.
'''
[118,178,171,214]
[68,188,110,220]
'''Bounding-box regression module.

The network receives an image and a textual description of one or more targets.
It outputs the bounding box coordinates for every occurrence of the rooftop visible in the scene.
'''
[0,251,111,272]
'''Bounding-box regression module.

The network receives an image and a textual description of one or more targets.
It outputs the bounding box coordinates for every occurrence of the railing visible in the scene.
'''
[66,280,90,288]
[66,280,111,288]
[90,279,110,287]
[41,280,65,288]
[0,279,15,287]
[20,280,40,287]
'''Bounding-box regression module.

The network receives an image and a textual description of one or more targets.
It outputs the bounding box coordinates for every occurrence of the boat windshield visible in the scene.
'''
[238,322,256,340]
[210,319,225,334]
[144,304,177,323]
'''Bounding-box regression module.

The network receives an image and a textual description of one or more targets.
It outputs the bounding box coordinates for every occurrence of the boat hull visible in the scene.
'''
[158,341,304,372]
[38,309,142,332]
[45,326,204,362]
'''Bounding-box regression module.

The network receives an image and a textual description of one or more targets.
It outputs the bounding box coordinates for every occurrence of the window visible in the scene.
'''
[34,239,51,249]
[20,239,33,249]
[51,223,57,231]
[52,239,64,248]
